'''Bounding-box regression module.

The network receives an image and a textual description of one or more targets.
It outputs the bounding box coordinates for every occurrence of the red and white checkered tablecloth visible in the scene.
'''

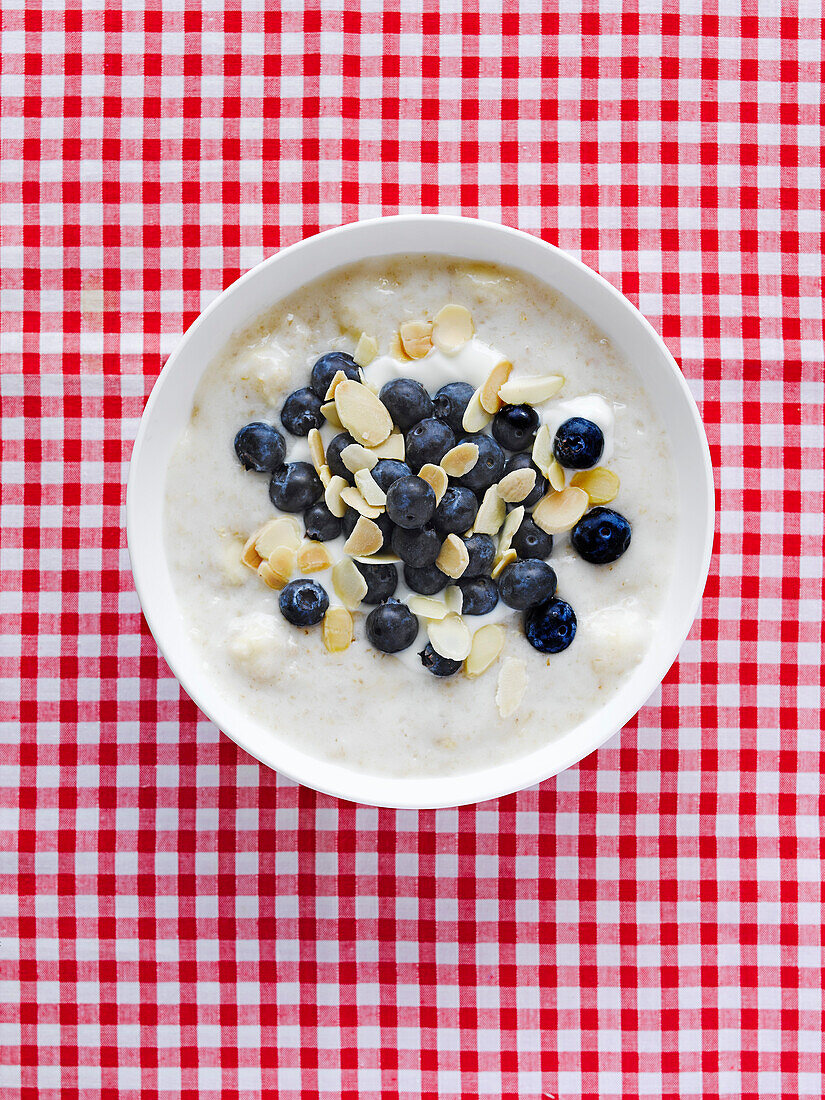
[1,3,823,1097]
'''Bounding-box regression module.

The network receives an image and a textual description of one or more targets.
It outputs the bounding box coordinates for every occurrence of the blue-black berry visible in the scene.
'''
[370,459,412,494]
[403,562,449,595]
[325,432,356,482]
[269,462,323,512]
[457,575,499,615]
[279,579,329,626]
[433,486,478,536]
[309,351,359,399]
[511,515,554,560]
[280,387,324,437]
[492,403,540,452]
[502,452,547,508]
[404,418,455,471]
[457,434,505,494]
[379,378,433,431]
[553,417,604,469]
[419,643,462,677]
[355,561,399,604]
[461,533,496,577]
[524,597,577,654]
[432,382,476,436]
[366,600,419,653]
[234,422,286,473]
[497,559,557,610]
[391,524,441,567]
[385,475,436,529]
[571,506,631,564]
[303,501,342,542]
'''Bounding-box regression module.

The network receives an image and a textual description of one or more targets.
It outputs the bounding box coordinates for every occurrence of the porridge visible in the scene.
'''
[164,257,676,778]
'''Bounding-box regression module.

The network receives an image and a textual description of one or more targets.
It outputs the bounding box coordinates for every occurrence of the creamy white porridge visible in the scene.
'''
[164,257,676,778]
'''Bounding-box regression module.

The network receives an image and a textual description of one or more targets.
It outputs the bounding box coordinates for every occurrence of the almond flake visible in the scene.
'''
[324,369,349,401]
[432,304,474,354]
[399,319,433,359]
[444,585,463,614]
[353,333,378,368]
[334,379,393,447]
[340,485,382,519]
[297,540,331,574]
[532,485,589,534]
[464,623,505,678]
[324,474,349,518]
[257,560,284,590]
[263,545,295,589]
[496,657,527,717]
[354,468,387,507]
[570,466,620,505]
[531,423,553,476]
[473,486,507,536]
[254,516,301,558]
[241,533,263,571]
[479,359,513,414]
[323,606,353,653]
[491,548,517,579]
[440,442,479,478]
[497,373,565,406]
[497,506,525,558]
[418,463,448,504]
[407,595,449,620]
[497,468,536,503]
[321,401,343,429]
[436,533,470,579]
[368,429,405,460]
[319,463,332,488]
[427,612,472,661]
[308,427,325,474]
[461,388,494,434]
[343,516,383,557]
[547,458,566,491]
[341,442,378,474]
[332,558,368,610]
[352,551,401,564]
[390,332,412,361]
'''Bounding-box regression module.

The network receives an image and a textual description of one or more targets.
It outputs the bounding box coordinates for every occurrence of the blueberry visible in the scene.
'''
[370,458,412,494]
[492,404,540,452]
[461,533,496,577]
[343,509,394,549]
[571,506,631,564]
[404,418,455,472]
[433,381,476,436]
[309,351,359,399]
[458,575,499,615]
[433,486,478,536]
[403,562,449,595]
[497,559,557,610]
[456,434,505,494]
[278,578,329,626]
[553,417,604,469]
[385,475,436,529]
[326,432,356,481]
[355,561,399,604]
[391,524,441,567]
[303,501,342,542]
[419,643,462,677]
[269,462,323,512]
[379,378,433,431]
[280,387,324,437]
[525,597,577,654]
[511,515,554,560]
[366,599,418,653]
[502,452,547,508]
[234,422,286,473]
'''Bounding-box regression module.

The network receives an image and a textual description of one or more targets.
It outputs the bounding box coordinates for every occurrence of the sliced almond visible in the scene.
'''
[341,442,378,474]
[440,442,479,478]
[531,423,553,476]
[241,533,263,571]
[354,468,387,508]
[496,657,527,718]
[479,359,513,414]
[547,458,566,491]
[465,623,505,678]
[407,596,449,620]
[399,319,433,360]
[497,373,565,406]
[340,485,381,519]
[257,560,284,590]
[353,333,378,368]
[297,540,331,574]
[352,551,401,564]
[343,516,383,557]
[418,463,448,504]
[432,304,474,354]
[444,585,463,614]
[497,468,536,504]
[324,369,349,401]
[334,379,393,447]
[390,332,412,361]
[307,428,325,474]
[323,606,353,653]
[321,401,343,429]
[532,485,589,534]
[264,545,295,589]
[427,612,472,661]
[497,506,525,558]
[570,466,620,505]
[473,486,507,536]
[318,463,332,488]
[491,548,517,579]
[368,429,405,460]
[324,474,349,518]
[461,388,494,434]
[332,558,368,610]
[436,533,470,580]
[254,516,302,559]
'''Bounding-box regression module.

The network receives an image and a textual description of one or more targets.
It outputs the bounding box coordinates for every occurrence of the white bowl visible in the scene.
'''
[127,215,713,808]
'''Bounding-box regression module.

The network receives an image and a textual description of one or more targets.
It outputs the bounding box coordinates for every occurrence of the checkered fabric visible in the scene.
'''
[1,3,823,1097]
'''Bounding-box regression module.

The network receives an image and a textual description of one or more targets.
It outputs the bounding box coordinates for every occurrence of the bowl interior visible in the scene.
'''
[127,216,713,808]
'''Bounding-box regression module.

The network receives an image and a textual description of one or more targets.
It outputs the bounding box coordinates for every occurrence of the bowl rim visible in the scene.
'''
[127,214,715,808]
